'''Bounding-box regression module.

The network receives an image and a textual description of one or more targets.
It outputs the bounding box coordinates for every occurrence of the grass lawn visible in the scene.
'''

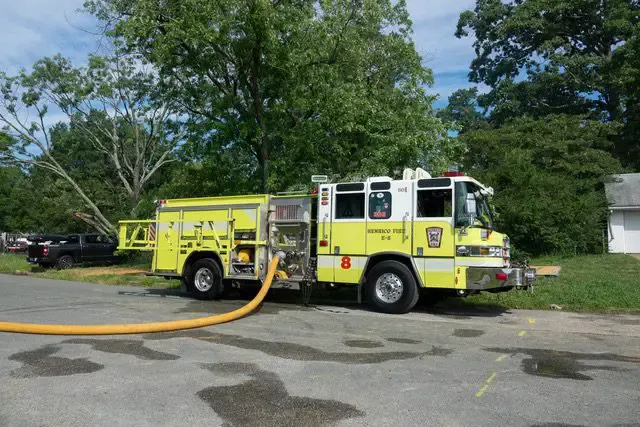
[0,252,175,288]
[449,254,640,314]
[1,252,639,313]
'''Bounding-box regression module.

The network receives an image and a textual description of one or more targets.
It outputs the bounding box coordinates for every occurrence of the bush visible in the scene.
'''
[462,115,622,256]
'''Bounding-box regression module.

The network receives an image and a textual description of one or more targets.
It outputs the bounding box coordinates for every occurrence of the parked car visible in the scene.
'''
[6,238,29,253]
[26,233,121,269]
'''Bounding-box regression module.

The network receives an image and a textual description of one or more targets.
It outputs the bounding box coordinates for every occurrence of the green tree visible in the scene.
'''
[437,87,487,134]
[86,0,456,192]
[1,123,157,234]
[462,115,622,255]
[456,0,640,166]
[0,54,184,234]
[0,166,24,232]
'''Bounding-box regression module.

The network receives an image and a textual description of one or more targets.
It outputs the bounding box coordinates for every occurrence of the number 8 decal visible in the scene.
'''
[341,256,352,269]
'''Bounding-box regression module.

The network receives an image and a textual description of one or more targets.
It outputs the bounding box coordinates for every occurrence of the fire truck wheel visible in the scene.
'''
[189,259,224,300]
[366,260,419,314]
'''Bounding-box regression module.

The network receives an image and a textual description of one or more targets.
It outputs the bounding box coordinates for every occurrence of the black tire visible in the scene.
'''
[365,260,419,314]
[56,255,74,270]
[188,258,224,300]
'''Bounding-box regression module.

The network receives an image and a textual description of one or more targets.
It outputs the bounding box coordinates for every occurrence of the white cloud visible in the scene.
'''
[0,0,100,75]
[404,0,477,97]
[0,0,475,107]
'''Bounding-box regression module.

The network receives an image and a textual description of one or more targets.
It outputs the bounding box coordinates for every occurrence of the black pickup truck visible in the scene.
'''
[27,233,120,269]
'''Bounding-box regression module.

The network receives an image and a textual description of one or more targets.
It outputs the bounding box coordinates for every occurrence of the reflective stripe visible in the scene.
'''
[317,256,334,268]
[425,258,454,271]
[455,258,506,267]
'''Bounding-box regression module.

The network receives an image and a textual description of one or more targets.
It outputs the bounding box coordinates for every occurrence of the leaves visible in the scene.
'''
[462,115,623,255]
[456,0,640,166]
[88,0,453,192]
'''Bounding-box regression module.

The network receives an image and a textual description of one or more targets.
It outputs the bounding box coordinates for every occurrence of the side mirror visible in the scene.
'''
[481,186,494,197]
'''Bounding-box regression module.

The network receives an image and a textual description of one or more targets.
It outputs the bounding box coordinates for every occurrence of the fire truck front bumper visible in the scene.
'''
[465,267,535,291]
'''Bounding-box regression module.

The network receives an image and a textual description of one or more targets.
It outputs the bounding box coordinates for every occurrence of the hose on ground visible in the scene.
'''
[0,257,280,336]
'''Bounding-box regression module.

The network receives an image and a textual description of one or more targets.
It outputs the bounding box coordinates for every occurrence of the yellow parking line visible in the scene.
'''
[495,354,508,362]
[486,372,497,384]
[475,384,489,398]
[518,330,527,337]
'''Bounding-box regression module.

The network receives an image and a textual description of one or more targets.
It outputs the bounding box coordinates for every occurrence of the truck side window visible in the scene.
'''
[85,235,99,244]
[335,193,365,219]
[369,192,392,219]
[417,189,452,218]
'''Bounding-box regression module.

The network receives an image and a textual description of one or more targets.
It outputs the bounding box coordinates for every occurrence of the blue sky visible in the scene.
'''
[0,0,478,116]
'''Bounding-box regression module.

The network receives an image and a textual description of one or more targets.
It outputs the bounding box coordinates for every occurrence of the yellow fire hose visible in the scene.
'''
[0,257,280,336]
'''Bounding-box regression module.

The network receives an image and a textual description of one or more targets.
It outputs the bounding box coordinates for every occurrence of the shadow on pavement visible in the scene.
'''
[116,285,509,318]
[117,288,186,298]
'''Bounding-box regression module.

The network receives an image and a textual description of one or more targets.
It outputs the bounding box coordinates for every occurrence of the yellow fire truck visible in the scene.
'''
[118,168,534,314]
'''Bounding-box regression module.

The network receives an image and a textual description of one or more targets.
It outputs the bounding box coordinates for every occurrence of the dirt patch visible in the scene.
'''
[198,362,364,426]
[385,338,422,344]
[62,339,179,360]
[530,424,586,427]
[485,347,640,381]
[9,345,104,378]
[570,315,640,326]
[75,267,148,277]
[145,330,451,364]
[453,329,485,338]
[343,339,384,348]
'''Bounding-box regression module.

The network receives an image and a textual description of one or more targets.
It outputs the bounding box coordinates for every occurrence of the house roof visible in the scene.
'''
[605,173,640,208]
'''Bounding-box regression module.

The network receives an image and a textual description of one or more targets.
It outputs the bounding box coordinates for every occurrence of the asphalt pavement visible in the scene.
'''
[0,273,639,427]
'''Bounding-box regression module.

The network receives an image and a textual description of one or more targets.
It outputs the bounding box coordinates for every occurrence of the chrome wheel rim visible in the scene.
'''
[194,267,215,292]
[375,273,404,304]
[60,258,72,269]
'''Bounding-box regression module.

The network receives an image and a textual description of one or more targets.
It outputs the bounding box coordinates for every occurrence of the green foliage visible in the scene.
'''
[0,253,30,273]
[1,52,182,235]
[436,87,487,134]
[86,0,456,192]
[447,0,640,256]
[462,115,622,255]
[456,0,640,167]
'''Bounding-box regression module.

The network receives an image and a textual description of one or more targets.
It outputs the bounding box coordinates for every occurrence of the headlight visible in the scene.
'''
[490,247,503,257]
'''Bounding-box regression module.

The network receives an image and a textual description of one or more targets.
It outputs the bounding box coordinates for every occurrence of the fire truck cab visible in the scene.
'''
[118,168,534,314]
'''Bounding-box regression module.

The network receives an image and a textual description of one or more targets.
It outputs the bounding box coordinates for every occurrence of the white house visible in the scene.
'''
[605,173,640,254]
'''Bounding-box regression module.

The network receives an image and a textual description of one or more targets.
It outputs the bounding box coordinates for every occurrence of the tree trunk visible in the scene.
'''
[261,139,269,193]
[45,154,117,236]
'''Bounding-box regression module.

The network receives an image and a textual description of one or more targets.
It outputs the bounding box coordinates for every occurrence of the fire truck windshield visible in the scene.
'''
[454,182,494,229]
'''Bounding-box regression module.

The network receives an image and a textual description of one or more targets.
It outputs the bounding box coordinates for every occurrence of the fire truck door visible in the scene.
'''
[412,179,455,287]
[331,183,367,284]
[366,180,413,255]
[155,211,181,271]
